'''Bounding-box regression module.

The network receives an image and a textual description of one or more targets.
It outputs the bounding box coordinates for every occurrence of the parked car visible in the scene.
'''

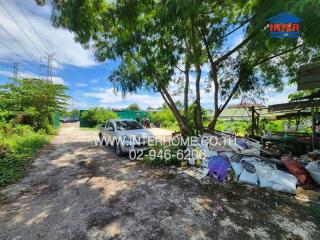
[61,117,79,123]
[99,119,154,156]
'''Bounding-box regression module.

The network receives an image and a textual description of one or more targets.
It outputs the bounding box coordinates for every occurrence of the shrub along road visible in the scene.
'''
[0,123,319,240]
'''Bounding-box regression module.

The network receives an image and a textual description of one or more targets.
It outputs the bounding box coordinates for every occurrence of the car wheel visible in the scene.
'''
[115,143,124,156]
[99,133,106,145]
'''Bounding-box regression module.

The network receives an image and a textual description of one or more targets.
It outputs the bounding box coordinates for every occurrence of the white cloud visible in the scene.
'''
[75,83,88,87]
[0,0,97,67]
[67,98,92,110]
[0,70,12,77]
[91,78,99,83]
[265,85,297,105]
[84,88,164,109]
[0,69,66,85]
[51,76,66,85]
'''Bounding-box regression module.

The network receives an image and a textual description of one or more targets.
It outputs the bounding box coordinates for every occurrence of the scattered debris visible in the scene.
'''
[180,132,320,195]
[306,160,320,185]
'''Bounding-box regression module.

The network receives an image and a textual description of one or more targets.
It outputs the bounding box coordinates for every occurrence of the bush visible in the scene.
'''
[150,108,176,128]
[80,107,117,127]
[0,123,49,187]
[0,79,69,131]
[215,120,251,137]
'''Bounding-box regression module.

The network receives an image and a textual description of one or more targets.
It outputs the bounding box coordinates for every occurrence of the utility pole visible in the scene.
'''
[13,62,18,79]
[40,53,57,83]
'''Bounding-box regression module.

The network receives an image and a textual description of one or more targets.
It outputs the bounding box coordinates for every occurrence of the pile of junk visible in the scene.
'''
[182,131,320,198]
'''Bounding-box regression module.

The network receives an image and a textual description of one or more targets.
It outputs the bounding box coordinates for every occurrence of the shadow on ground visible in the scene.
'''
[0,124,319,240]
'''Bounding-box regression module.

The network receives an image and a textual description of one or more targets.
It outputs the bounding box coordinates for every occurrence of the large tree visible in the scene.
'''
[39,0,320,134]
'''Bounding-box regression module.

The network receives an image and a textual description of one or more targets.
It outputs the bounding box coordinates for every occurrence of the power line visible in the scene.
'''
[0,1,45,56]
[0,40,32,62]
[0,24,38,60]
[13,0,50,53]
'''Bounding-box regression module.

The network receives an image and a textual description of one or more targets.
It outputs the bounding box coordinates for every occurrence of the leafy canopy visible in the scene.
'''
[0,79,69,129]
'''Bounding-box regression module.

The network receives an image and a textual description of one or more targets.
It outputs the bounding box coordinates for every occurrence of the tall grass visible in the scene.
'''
[0,124,50,187]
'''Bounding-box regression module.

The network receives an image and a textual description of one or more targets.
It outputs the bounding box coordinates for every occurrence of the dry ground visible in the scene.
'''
[0,123,319,240]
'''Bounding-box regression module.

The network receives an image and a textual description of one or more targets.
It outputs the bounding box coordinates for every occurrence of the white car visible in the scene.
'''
[99,119,154,156]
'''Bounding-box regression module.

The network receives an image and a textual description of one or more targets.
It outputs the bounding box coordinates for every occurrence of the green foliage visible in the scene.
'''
[150,104,210,133]
[80,107,117,127]
[288,89,320,102]
[0,79,69,132]
[0,123,49,187]
[149,107,177,129]
[215,120,251,137]
[62,109,80,118]
[43,0,320,132]
[128,104,140,111]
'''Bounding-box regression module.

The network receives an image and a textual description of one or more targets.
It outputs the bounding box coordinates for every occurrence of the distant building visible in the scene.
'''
[146,107,162,112]
[215,103,267,121]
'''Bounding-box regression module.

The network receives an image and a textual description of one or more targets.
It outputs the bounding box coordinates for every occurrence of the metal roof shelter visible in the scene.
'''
[270,60,320,151]
[297,61,320,90]
[268,100,319,150]
[275,111,311,120]
[268,100,320,112]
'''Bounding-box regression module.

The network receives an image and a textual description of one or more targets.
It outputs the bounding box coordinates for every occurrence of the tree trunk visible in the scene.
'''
[208,74,241,130]
[183,63,190,116]
[190,17,203,135]
[195,63,203,134]
[159,86,190,136]
[208,110,220,130]
[208,64,219,130]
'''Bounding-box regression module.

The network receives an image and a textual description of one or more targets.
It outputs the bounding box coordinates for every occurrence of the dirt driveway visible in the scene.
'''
[0,123,319,240]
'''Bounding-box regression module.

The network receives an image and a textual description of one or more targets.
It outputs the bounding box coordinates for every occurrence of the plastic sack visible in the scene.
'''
[218,151,234,159]
[270,170,298,193]
[236,139,249,149]
[231,162,243,177]
[208,156,230,182]
[281,156,310,184]
[239,169,258,185]
[256,167,274,188]
[241,156,257,163]
[306,160,320,185]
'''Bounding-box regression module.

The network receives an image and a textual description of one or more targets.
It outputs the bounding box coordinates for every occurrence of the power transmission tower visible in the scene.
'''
[40,53,58,83]
[13,62,18,79]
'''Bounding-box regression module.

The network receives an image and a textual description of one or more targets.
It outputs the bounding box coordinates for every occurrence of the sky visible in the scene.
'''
[0,0,297,110]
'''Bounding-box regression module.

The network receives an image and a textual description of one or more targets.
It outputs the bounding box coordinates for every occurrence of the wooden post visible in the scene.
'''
[251,106,255,137]
[312,103,315,151]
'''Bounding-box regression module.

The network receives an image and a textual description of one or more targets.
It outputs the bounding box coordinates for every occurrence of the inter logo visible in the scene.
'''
[268,12,301,38]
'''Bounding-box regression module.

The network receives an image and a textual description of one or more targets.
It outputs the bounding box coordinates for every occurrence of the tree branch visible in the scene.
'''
[215,28,260,64]
[197,25,214,65]
[254,43,305,67]
[215,14,256,43]
[175,65,185,73]
[219,80,241,113]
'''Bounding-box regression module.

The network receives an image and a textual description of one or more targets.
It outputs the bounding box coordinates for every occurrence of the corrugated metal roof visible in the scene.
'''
[268,100,320,112]
[297,62,320,90]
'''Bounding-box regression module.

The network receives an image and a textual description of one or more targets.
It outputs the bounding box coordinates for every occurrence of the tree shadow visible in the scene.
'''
[0,138,318,240]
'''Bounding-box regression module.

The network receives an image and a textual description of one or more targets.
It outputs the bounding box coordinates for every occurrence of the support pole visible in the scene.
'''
[312,103,315,151]
[251,106,255,137]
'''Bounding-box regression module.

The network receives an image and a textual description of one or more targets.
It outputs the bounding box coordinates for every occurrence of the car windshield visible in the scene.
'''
[116,121,143,130]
